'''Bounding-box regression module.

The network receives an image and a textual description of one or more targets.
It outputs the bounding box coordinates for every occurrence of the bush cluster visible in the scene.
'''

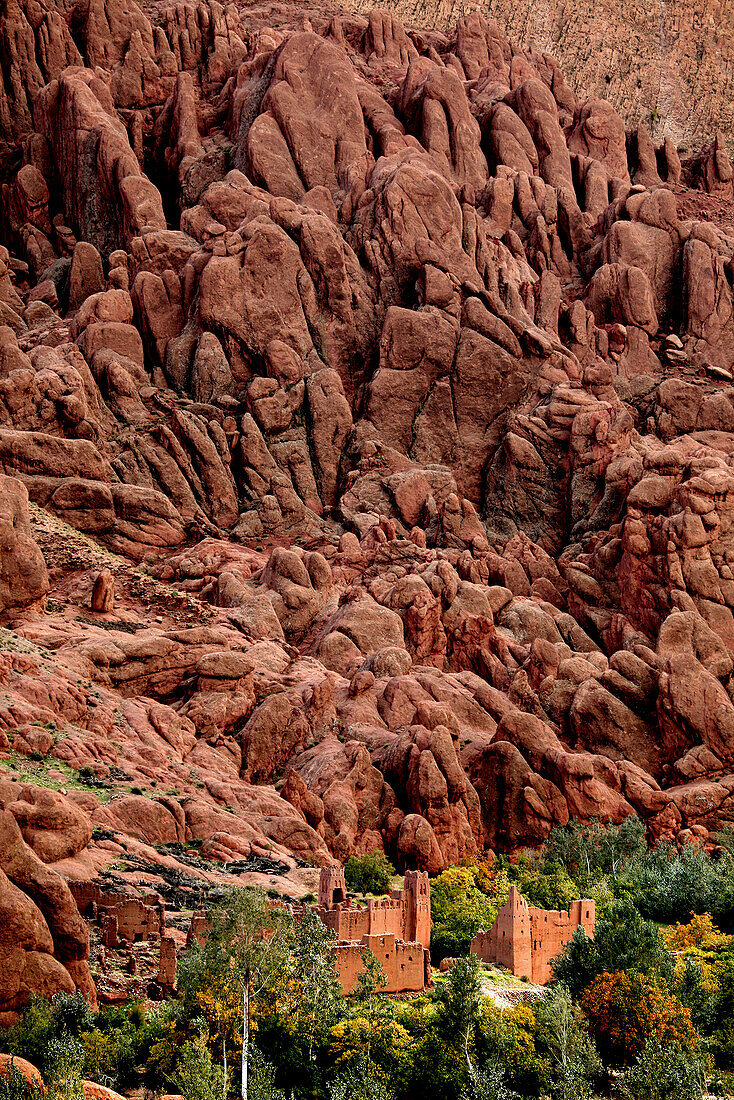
[3,818,734,1100]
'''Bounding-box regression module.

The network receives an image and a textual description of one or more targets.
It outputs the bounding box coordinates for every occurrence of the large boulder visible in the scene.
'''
[0,803,95,1021]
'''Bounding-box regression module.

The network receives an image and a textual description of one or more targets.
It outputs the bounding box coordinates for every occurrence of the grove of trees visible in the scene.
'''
[1,817,733,1100]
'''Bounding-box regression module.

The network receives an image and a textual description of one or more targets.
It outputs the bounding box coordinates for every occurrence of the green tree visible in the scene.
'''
[44,1035,85,1100]
[672,957,717,1036]
[327,1059,396,1100]
[710,949,734,1067]
[544,816,646,885]
[619,1037,707,1100]
[534,986,601,1100]
[511,863,578,911]
[245,1049,284,1100]
[476,1001,542,1098]
[174,1035,224,1100]
[344,853,395,896]
[431,867,505,962]
[435,954,482,1077]
[288,907,344,1066]
[460,1064,519,1100]
[356,947,389,1072]
[633,842,734,925]
[177,888,293,1100]
[551,897,670,996]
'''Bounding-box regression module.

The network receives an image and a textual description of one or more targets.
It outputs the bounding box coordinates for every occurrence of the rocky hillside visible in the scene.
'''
[347,0,734,153]
[1,0,734,1019]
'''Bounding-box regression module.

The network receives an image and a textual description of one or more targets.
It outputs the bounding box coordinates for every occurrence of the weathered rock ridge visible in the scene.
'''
[0,0,733,1018]
[347,0,734,155]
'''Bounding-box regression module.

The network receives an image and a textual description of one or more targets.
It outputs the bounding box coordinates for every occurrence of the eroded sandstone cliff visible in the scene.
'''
[0,0,734,1017]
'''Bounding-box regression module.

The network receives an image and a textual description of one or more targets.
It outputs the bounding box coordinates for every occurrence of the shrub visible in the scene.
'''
[1,996,175,1093]
[48,994,93,1039]
[3,996,54,1069]
[618,1037,707,1100]
[580,971,698,1064]
[430,866,507,963]
[551,897,670,996]
[460,1065,519,1100]
[44,1035,85,1100]
[634,843,734,926]
[476,1002,541,1098]
[344,852,395,896]
[534,986,602,1100]
[664,913,730,953]
[173,1035,223,1100]
[0,1064,45,1100]
[79,1029,117,1085]
[327,1059,395,1100]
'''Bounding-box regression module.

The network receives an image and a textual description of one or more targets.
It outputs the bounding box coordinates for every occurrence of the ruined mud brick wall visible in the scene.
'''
[471,886,595,984]
[333,932,427,994]
[101,897,166,948]
[528,898,595,983]
[158,935,178,989]
[69,881,167,948]
[187,911,209,948]
[68,881,129,917]
[471,885,533,978]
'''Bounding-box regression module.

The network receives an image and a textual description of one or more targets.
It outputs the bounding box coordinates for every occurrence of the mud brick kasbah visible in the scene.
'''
[471,885,596,985]
[69,882,167,949]
[315,866,432,994]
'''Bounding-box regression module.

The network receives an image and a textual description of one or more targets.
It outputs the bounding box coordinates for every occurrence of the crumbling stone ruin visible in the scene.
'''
[69,881,166,947]
[157,935,178,991]
[67,880,208,1002]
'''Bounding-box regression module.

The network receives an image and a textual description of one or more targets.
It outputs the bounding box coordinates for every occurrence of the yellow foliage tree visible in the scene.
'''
[664,913,730,953]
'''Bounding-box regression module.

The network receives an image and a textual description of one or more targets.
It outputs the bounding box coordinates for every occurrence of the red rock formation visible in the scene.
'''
[0,475,48,616]
[0,0,732,1013]
[0,798,95,1023]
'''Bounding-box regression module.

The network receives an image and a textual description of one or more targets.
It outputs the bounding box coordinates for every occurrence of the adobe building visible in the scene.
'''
[100,896,166,948]
[187,911,210,948]
[315,866,431,995]
[470,886,595,984]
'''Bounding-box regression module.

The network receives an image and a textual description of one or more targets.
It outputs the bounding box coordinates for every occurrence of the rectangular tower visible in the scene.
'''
[403,869,431,948]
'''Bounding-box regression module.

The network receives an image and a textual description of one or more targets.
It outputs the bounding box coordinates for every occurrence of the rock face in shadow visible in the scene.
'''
[1,0,734,1013]
[0,475,48,615]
